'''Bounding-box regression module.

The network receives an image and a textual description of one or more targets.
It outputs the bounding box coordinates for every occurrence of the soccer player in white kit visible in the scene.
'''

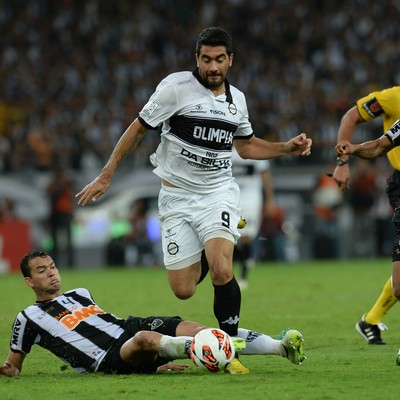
[76,27,311,374]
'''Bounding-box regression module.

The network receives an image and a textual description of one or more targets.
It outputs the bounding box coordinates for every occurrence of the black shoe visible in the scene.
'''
[355,315,388,345]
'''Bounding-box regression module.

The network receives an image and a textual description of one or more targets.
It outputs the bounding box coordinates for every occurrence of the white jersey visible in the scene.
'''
[231,148,270,188]
[139,70,253,194]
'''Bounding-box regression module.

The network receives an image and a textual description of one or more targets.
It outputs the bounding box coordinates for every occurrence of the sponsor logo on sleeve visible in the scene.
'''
[362,97,384,118]
[11,319,22,346]
[142,100,160,117]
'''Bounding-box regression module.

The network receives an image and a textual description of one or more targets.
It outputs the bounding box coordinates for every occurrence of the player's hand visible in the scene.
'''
[332,164,350,192]
[0,362,20,377]
[157,363,190,372]
[75,174,111,206]
[335,140,355,156]
[263,201,278,219]
[286,133,312,156]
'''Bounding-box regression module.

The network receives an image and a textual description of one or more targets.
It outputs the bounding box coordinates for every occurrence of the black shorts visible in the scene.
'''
[386,169,400,210]
[99,315,183,375]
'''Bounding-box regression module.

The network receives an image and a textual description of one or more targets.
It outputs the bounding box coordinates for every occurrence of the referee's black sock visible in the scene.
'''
[213,277,241,336]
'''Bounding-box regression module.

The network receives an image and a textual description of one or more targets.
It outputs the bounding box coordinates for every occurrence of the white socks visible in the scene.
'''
[158,329,286,360]
[158,335,192,360]
[236,328,285,357]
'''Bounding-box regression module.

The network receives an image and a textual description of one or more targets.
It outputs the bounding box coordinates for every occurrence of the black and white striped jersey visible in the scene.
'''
[139,69,254,193]
[10,288,126,373]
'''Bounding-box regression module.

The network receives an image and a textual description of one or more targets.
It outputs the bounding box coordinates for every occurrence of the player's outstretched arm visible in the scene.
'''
[76,119,148,206]
[332,106,365,192]
[235,133,312,160]
[335,136,392,160]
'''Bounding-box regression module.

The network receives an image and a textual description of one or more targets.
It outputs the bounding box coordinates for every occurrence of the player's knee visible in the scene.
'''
[171,286,196,300]
[168,269,197,299]
[209,266,233,285]
[205,244,234,284]
[133,331,157,351]
[392,285,400,300]
[392,259,400,299]
[391,249,400,299]
[391,275,400,299]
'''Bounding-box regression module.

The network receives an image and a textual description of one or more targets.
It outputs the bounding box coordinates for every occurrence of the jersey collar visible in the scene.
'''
[192,68,233,104]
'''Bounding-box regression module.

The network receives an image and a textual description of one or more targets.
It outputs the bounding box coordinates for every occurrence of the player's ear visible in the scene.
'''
[24,277,34,288]
[229,53,234,67]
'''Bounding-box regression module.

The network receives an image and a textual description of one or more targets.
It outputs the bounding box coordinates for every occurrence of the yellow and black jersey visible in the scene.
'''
[356,86,400,170]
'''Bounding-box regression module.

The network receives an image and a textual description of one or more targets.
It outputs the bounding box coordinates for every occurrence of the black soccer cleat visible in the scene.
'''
[355,315,388,345]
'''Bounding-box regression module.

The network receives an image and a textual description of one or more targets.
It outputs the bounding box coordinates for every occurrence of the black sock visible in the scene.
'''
[197,250,209,284]
[213,277,241,336]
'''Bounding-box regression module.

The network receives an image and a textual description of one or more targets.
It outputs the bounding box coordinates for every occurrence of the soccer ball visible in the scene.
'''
[189,328,235,372]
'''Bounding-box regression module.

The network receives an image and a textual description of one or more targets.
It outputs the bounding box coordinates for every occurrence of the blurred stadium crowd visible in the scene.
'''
[1,0,400,175]
[1,0,399,266]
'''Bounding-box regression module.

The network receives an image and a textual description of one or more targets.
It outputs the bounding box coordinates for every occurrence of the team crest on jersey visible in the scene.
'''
[362,97,384,118]
[142,100,160,116]
[228,103,237,115]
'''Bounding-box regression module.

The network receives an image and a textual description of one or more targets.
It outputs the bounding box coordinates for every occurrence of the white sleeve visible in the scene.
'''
[254,159,270,172]
[232,91,253,139]
[139,81,179,128]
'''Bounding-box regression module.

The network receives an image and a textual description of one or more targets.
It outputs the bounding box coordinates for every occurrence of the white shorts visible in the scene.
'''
[158,181,241,270]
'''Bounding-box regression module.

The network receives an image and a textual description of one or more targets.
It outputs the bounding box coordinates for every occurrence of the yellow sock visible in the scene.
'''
[364,277,398,325]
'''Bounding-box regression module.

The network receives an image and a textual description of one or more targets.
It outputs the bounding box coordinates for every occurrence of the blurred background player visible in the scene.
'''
[232,146,277,289]
[125,198,155,266]
[333,86,400,344]
[46,166,75,268]
[311,163,343,259]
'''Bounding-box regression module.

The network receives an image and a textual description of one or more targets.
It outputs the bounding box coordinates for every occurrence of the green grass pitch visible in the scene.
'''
[0,258,399,400]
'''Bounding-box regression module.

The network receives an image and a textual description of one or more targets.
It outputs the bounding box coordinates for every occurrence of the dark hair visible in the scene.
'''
[20,249,49,277]
[195,27,233,56]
